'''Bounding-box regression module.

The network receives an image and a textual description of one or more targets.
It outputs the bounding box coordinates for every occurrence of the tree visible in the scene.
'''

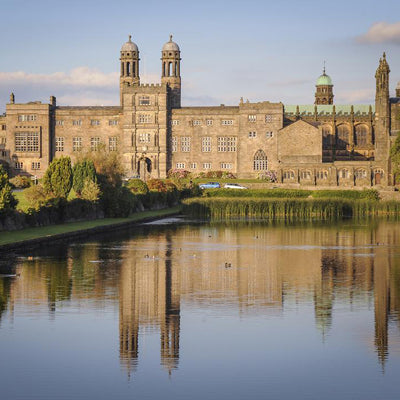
[390,134,400,184]
[0,165,17,211]
[72,160,97,196]
[83,144,125,187]
[42,157,73,198]
[81,178,101,202]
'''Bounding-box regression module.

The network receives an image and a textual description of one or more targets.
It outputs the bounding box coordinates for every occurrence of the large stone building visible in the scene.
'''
[0,36,400,186]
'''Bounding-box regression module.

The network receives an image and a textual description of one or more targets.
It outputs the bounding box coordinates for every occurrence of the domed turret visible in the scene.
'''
[396,81,400,98]
[315,64,334,105]
[162,35,180,52]
[119,35,140,105]
[121,35,139,53]
[316,72,333,86]
[161,35,181,108]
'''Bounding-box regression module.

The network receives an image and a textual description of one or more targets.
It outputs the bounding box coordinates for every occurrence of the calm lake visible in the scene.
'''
[1,217,400,400]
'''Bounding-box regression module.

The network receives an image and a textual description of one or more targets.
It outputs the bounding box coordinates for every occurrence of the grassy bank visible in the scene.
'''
[182,197,400,220]
[0,206,181,247]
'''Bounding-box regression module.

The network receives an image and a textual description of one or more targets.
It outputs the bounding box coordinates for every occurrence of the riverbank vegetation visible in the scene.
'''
[182,197,400,220]
[0,150,198,231]
[182,188,400,220]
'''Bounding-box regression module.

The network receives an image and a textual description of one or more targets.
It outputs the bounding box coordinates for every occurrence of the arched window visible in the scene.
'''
[300,170,312,180]
[126,62,131,76]
[355,125,368,146]
[322,125,333,149]
[339,169,350,179]
[337,125,349,150]
[316,170,328,180]
[253,149,268,171]
[168,62,172,77]
[355,169,367,179]
[283,170,295,180]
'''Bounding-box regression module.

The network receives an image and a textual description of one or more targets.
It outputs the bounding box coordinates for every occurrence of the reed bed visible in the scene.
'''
[182,197,400,220]
[203,188,380,200]
[204,189,312,198]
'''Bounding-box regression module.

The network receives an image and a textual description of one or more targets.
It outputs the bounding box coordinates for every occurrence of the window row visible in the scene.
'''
[14,161,41,170]
[57,119,119,126]
[249,131,274,139]
[18,115,37,122]
[172,137,237,153]
[177,119,234,126]
[175,162,232,170]
[54,136,118,152]
[248,114,277,123]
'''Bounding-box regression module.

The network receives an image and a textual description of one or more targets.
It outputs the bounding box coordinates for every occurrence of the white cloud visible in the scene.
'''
[0,67,119,88]
[357,21,400,45]
[335,88,375,104]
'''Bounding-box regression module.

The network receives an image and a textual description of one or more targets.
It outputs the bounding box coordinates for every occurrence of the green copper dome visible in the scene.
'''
[316,72,333,86]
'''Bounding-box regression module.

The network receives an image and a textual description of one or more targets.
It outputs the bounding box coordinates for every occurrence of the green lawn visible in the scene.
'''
[13,190,30,212]
[0,206,181,247]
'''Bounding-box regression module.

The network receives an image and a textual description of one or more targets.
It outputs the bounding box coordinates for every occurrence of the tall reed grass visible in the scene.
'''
[182,197,400,220]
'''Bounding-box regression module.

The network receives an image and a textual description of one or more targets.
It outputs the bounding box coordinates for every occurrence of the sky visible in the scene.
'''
[0,0,399,113]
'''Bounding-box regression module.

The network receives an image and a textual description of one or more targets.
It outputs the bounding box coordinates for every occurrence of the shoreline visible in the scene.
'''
[0,206,182,253]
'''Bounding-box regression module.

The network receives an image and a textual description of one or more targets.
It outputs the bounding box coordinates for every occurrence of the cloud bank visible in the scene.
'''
[357,21,400,45]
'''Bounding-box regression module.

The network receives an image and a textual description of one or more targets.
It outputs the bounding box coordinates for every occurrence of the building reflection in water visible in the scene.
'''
[119,233,180,375]
[2,221,400,374]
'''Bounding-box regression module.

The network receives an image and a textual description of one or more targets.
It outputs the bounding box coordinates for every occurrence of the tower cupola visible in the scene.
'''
[120,35,140,94]
[161,35,181,108]
[315,64,334,105]
[395,81,400,98]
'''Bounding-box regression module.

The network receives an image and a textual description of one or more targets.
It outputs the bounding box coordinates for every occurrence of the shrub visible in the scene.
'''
[221,171,237,179]
[81,178,101,202]
[311,189,380,201]
[42,156,73,198]
[0,165,17,211]
[9,175,31,189]
[258,170,277,182]
[126,178,149,194]
[167,169,191,179]
[73,160,97,196]
[147,179,168,192]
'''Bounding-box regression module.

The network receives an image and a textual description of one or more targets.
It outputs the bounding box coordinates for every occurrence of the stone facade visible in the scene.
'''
[0,37,399,187]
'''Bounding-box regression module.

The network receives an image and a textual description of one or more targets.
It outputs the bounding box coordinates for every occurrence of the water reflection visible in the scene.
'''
[1,219,400,377]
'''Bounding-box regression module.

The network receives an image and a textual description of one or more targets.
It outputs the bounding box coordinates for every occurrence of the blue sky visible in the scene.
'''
[0,0,399,112]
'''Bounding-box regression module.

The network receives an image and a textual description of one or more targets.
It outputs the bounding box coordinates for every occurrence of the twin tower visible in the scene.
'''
[119,35,181,108]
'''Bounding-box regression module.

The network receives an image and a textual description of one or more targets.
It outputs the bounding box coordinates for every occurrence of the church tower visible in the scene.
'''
[161,35,181,108]
[120,35,140,105]
[315,65,334,105]
[374,52,391,163]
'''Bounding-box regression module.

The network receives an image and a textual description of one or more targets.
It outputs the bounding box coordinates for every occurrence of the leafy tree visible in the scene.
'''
[43,157,73,198]
[72,160,97,196]
[0,165,17,211]
[81,178,101,202]
[80,145,127,216]
[83,144,125,187]
[390,134,400,184]
[24,184,53,210]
